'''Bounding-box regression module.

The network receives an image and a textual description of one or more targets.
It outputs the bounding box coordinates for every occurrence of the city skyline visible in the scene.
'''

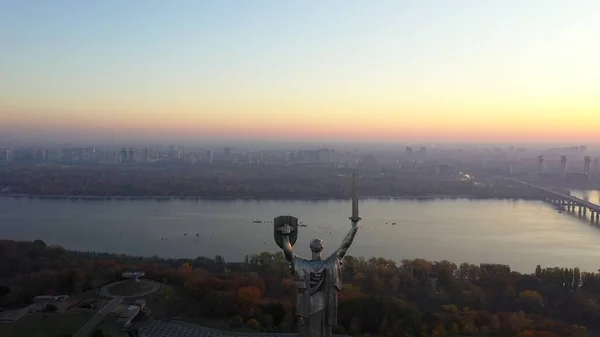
[1,1,599,143]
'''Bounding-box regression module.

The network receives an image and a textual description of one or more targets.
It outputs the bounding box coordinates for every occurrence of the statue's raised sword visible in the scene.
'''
[349,172,361,223]
[273,173,360,249]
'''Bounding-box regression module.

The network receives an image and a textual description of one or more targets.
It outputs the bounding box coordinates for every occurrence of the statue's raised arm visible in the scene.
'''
[335,221,359,259]
[280,224,294,262]
[336,172,361,259]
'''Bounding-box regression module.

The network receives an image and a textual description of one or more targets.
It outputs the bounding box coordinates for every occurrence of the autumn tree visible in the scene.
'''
[519,290,545,314]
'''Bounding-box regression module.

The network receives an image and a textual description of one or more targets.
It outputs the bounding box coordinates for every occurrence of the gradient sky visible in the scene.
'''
[1,1,599,144]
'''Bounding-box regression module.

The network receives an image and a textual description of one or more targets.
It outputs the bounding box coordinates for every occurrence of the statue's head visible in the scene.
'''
[309,238,324,253]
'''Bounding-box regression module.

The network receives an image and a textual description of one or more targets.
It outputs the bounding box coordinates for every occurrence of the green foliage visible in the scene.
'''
[246,318,261,330]
[92,328,105,337]
[231,315,244,327]
[566,325,589,337]
[332,325,347,334]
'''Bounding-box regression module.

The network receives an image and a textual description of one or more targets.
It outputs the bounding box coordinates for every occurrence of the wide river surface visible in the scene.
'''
[1,190,600,273]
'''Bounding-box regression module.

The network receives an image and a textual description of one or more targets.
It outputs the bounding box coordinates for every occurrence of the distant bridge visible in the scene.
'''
[503,177,600,224]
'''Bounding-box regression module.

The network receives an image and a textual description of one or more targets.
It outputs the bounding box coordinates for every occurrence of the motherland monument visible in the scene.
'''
[274,172,361,337]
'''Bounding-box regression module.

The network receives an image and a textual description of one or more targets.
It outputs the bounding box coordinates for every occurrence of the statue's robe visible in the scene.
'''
[292,254,342,337]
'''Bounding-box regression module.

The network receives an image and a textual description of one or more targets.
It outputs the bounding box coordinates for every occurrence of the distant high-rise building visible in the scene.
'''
[109,149,117,163]
[405,146,413,156]
[594,158,600,174]
[321,148,334,163]
[224,147,231,156]
[560,156,568,178]
[436,164,453,176]
[0,149,9,162]
[537,155,545,173]
[206,150,213,164]
[120,148,135,163]
[47,149,60,161]
[549,146,579,154]
[128,148,135,162]
[77,148,84,161]
[419,146,426,155]
[360,154,378,169]
[142,148,151,161]
[120,148,128,163]
[36,149,48,161]
[81,148,96,161]
[579,145,587,153]
[584,156,592,179]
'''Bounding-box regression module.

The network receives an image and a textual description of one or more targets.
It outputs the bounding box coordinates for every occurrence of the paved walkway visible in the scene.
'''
[100,279,160,298]
[139,319,350,337]
[73,296,124,337]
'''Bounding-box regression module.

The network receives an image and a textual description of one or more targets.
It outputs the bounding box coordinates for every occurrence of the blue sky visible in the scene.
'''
[1,1,599,143]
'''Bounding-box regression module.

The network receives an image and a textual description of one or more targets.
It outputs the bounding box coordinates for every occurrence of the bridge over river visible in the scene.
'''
[503,177,600,224]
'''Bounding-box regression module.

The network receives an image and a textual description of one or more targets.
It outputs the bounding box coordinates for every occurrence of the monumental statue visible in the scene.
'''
[274,172,361,337]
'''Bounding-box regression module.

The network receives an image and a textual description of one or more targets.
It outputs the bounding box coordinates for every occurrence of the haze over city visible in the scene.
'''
[5,3,600,336]
[1,1,599,145]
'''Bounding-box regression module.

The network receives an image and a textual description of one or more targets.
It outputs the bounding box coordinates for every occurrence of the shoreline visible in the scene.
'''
[0,193,540,202]
[49,245,588,274]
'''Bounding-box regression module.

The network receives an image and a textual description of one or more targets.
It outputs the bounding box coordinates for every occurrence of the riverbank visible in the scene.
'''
[0,193,541,201]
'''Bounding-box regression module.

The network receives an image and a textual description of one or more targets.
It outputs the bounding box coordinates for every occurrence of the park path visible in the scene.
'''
[73,296,124,337]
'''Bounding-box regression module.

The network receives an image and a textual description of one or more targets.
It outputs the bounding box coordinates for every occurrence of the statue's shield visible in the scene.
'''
[273,215,299,249]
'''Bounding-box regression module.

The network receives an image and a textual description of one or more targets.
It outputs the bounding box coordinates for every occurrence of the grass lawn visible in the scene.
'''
[70,289,100,301]
[1,312,93,337]
[143,284,190,318]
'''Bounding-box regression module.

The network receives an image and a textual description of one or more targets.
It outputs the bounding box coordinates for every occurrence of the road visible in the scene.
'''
[74,296,123,337]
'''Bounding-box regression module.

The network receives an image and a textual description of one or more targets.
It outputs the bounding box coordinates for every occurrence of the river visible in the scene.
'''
[1,194,600,273]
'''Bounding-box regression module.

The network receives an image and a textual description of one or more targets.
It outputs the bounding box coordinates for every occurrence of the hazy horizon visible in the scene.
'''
[1,1,599,143]
[1,132,597,153]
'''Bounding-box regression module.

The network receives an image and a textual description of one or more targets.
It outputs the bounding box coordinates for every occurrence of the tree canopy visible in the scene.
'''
[1,239,598,337]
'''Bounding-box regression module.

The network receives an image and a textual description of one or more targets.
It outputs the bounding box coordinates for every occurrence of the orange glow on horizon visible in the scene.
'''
[2,94,600,143]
